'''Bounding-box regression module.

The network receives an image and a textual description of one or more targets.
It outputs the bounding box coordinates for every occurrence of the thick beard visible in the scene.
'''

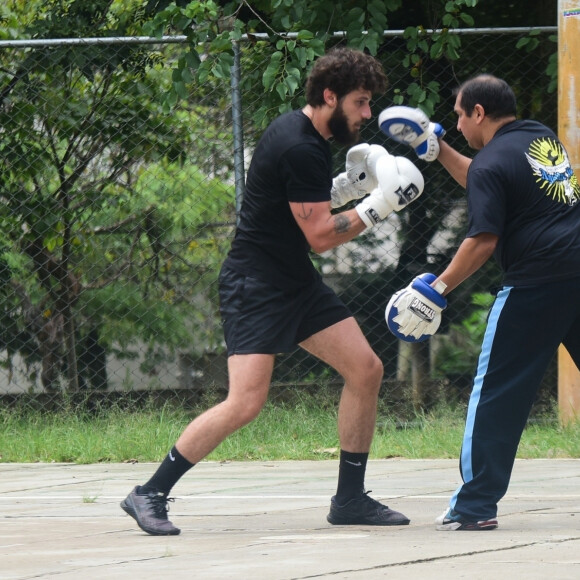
[328,104,359,146]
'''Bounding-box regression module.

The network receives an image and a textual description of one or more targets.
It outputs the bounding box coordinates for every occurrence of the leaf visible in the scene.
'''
[276,82,287,101]
[184,50,200,69]
[285,75,299,95]
[263,52,283,90]
[313,447,338,456]
[442,13,455,27]
[180,66,193,84]
[430,43,443,60]
[296,29,314,40]
[516,38,529,49]
[460,13,474,26]
[173,81,189,100]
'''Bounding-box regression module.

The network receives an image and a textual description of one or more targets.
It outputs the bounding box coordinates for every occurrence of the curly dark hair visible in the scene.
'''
[305,47,388,106]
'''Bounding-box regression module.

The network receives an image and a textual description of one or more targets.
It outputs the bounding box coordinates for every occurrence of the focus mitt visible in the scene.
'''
[378,106,445,162]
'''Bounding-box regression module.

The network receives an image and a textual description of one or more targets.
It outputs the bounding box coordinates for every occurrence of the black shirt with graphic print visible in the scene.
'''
[466,119,580,285]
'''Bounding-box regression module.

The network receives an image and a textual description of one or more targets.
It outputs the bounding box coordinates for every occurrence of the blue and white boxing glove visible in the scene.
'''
[386,273,448,342]
[378,106,446,162]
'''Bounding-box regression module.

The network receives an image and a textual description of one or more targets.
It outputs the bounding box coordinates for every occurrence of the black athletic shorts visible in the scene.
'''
[218,265,352,356]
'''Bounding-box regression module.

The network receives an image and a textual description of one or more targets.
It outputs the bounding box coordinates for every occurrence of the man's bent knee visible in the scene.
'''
[344,352,383,390]
[224,394,267,428]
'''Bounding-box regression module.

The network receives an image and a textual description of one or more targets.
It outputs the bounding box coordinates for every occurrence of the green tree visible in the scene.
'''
[0,0,235,391]
[141,1,557,398]
[0,0,558,404]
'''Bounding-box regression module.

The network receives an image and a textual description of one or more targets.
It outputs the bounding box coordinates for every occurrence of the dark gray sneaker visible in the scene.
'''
[121,486,181,536]
[327,491,410,526]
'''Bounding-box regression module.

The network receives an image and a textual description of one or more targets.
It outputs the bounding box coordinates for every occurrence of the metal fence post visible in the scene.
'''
[230,40,245,224]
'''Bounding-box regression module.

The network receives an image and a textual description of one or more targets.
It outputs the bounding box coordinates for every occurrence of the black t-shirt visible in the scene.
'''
[466,119,580,285]
[223,110,333,290]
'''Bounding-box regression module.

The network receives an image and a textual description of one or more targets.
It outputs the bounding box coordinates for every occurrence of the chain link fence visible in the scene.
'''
[0,27,558,414]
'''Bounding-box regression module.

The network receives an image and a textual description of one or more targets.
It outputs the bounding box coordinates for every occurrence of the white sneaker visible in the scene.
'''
[435,508,498,531]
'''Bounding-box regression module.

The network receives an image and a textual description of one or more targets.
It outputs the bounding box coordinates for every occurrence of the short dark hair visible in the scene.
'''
[305,47,388,107]
[454,74,517,120]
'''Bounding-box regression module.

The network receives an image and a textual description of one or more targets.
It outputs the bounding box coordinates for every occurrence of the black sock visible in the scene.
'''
[138,446,194,496]
[335,450,369,505]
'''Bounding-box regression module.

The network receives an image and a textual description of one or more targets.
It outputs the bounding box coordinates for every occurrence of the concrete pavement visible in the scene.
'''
[1,459,580,579]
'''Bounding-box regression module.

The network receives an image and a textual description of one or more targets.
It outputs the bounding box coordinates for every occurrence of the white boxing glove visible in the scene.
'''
[386,273,447,342]
[355,154,424,227]
[331,143,389,208]
[378,106,446,162]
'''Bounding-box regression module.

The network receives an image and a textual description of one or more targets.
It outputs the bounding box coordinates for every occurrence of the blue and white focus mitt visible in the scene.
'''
[378,106,445,162]
[386,273,447,342]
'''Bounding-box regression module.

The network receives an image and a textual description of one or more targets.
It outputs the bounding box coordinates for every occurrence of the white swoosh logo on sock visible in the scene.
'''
[169,451,175,461]
[345,460,362,467]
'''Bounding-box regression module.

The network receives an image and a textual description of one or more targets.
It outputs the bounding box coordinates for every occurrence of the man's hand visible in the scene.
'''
[385,273,447,342]
[355,154,424,227]
[331,143,389,209]
[378,106,445,162]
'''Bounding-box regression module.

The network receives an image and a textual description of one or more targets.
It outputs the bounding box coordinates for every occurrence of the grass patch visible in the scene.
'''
[0,395,578,463]
[0,403,188,463]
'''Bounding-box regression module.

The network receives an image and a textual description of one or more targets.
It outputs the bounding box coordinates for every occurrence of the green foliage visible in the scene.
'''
[396,0,479,113]
[0,0,236,390]
[134,0,491,127]
[433,292,494,378]
[392,78,442,116]
[142,1,405,125]
[517,31,558,94]
[545,37,558,94]
[0,0,559,397]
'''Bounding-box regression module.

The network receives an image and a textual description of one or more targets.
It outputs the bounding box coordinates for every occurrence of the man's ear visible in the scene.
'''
[474,103,485,123]
[323,88,338,108]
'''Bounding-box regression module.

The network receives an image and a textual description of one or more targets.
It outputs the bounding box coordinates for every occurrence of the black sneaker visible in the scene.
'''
[435,508,498,531]
[121,486,181,536]
[327,491,410,526]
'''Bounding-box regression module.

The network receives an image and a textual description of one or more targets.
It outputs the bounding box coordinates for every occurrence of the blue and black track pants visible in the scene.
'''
[450,276,580,521]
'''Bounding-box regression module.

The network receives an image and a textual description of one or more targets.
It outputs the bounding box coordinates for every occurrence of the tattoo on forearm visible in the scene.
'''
[297,203,312,220]
[334,214,350,234]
